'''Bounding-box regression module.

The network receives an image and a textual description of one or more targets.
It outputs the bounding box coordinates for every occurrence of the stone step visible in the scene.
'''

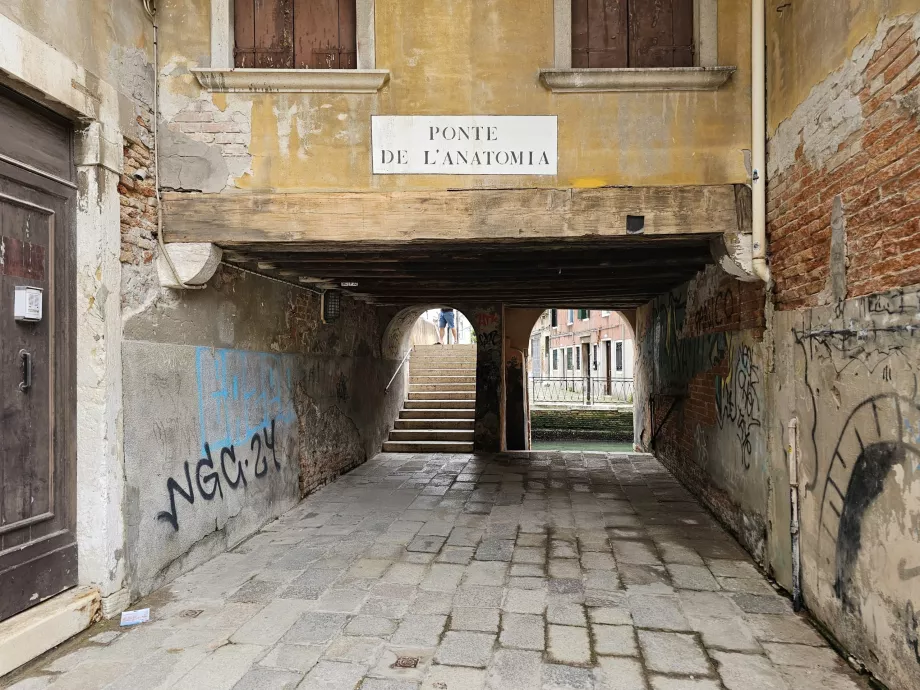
[400,408,476,419]
[403,400,476,410]
[389,429,475,442]
[410,361,477,370]
[382,440,474,453]
[395,418,475,430]
[410,383,477,392]
[410,375,477,384]
[409,391,475,400]
[414,344,476,352]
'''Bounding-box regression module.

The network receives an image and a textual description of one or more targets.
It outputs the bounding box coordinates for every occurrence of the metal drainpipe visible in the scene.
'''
[788,417,803,611]
[752,0,771,283]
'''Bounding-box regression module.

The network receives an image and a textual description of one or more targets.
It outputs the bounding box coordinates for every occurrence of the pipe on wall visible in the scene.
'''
[752,0,771,283]
[788,417,803,611]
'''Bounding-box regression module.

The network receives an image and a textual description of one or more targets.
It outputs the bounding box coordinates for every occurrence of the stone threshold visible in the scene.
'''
[0,586,100,677]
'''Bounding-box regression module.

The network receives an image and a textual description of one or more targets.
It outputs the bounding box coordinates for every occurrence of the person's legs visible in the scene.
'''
[438,311,448,344]
[442,311,456,344]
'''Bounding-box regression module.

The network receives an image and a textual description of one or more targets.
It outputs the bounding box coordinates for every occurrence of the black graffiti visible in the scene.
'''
[715,343,762,469]
[907,601,920,664]
[479,331,501,348]
[157,420,279,531]
[688,286,739,335]
[899,559,920,581]
[819,395,920,616]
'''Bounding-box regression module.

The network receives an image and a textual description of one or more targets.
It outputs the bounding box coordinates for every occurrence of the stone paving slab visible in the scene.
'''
[4,451,869,690]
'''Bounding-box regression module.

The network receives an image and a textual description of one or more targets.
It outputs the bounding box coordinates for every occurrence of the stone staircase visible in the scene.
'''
[383,344,476,453]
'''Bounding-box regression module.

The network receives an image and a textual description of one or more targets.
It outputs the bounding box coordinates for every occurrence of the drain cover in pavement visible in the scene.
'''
[393,656,419,668]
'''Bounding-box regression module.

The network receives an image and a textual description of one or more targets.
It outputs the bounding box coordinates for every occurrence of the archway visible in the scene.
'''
[381,305,506,453]
[511,307,638,452]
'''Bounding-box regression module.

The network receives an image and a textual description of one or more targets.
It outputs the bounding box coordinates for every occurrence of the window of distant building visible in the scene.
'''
[551,309,559,328]
[567,310,575,325]
[575,347,581,370]
[593,344,598,370]
[553,349,559,370]
[579,309,589,320]
[234,0,357,68]
[601,310,611,317]
[567,348,573,370]
[615,341,624,372]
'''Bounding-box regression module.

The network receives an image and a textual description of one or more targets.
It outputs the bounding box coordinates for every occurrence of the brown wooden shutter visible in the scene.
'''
[293,0,357,69]
[628,0,694,68]
[234,0,257,67]
[234,0,294,68]
[572,0,628,68]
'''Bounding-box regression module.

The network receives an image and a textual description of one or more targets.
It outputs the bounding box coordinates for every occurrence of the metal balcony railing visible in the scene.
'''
[529,376,634,405]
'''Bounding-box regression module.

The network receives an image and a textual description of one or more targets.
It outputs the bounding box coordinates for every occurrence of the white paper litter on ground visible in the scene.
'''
[119,608,150,626]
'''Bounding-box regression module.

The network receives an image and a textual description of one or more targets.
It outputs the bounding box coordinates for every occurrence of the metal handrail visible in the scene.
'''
[385,347,413,392]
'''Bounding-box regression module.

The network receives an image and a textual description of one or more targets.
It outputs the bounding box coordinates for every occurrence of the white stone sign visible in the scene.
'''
[372,115,557,175]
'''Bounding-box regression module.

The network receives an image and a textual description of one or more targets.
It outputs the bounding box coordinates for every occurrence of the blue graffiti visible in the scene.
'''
[196,347,296,455]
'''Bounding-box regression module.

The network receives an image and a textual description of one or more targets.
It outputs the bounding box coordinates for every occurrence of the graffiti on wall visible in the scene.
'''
[196,347,297,456]
[715,341,763,469]
[157,419,281,531]
[795,287,920,675]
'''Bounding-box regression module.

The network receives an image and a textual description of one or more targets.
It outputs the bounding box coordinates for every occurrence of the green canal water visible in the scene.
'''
[531,440,635,453]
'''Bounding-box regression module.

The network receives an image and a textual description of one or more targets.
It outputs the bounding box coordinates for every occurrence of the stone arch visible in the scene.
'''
[381,305,477,359]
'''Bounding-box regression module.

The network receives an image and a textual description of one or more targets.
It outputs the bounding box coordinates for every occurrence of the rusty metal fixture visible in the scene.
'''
[393,656,419,669]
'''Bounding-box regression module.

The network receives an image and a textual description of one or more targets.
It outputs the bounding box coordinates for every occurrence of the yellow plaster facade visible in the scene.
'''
[767,0,920,133]
[158,0,753,193]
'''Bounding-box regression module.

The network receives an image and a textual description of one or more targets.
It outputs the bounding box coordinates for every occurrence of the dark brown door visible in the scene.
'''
[0,87,77,622]
[605,341,612,395]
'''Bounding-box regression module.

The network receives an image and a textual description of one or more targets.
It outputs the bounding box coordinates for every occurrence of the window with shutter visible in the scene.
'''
[551,309,559,328]
[615,341,624,371]
[235,0,357,69]
[573,0,693,68]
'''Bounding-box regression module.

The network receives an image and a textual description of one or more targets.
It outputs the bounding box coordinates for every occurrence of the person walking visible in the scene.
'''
[438,307,458,345]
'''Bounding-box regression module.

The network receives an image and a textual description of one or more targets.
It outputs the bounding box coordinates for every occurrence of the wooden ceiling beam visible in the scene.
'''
[163,186,742,244]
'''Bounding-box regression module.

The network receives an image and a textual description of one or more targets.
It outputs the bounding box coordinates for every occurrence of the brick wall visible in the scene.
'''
[768,20,920,310]
[119,114,158,266]
[531,408,634,441]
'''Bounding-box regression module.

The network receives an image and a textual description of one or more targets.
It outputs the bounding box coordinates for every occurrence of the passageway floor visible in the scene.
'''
[5,452,868,690]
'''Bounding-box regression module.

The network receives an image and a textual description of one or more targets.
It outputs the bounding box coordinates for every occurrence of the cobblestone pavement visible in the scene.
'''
[6,452,868,690]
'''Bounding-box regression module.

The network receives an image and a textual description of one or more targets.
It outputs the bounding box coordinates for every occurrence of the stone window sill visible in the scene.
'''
[191,68,390,93]
[539,67,736,93]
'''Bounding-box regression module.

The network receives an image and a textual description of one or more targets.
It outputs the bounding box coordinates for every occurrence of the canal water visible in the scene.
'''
[531,440,635,452]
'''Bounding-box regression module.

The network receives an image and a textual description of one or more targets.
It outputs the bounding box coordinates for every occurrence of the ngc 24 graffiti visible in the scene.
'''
[157,419,281,531]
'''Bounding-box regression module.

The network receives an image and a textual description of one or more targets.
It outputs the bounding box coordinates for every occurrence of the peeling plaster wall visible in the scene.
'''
[157,0,752,193]
[121,267,404,599]
[766,2,920,686]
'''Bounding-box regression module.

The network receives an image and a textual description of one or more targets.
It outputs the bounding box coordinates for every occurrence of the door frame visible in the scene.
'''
[0,17,131,610]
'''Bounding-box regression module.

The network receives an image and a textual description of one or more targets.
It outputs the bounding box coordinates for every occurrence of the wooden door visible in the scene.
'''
[0,87,77,622]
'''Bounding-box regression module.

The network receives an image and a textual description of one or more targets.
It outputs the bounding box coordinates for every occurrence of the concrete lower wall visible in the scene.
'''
[121,266,403,600]
[775,288,920,689]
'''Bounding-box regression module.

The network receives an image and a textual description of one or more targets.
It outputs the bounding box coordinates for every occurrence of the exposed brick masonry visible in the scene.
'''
[118,114,157,265]
[768,21,920,310]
